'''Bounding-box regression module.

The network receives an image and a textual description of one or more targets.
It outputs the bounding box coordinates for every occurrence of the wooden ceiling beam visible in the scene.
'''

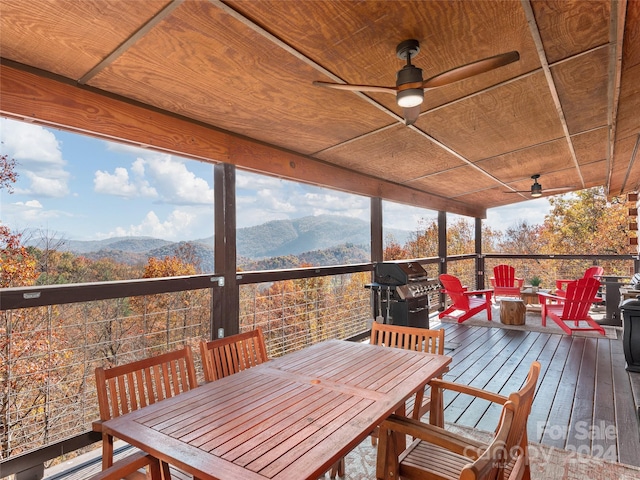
[0,61,486,219]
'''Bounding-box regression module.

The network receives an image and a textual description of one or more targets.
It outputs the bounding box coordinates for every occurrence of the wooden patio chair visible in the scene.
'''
[370,322,446,422]
[199,327,268,382]
[87,451,165,480]
[539,277,605,335]
[335,323,446,478]
[490,264,524,298]
[377,361,540,480]
[93,346,198,479]
[439,274,493,323]
[555,265,604,300]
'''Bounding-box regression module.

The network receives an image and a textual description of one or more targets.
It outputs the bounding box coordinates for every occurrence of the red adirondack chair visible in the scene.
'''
[439,274,493,323]
[555,265,604,299]
[490,264,524,298]
[538,277,605,335]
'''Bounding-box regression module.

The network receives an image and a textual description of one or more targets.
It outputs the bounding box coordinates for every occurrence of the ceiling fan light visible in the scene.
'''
[397,88,424,108]
[531,183,542,197]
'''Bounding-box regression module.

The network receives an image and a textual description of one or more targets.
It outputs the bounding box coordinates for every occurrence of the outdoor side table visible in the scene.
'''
[500,298,526,325]
[520,288,549,312]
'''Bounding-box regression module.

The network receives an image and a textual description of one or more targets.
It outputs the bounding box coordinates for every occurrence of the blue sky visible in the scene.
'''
[0,117,550,242]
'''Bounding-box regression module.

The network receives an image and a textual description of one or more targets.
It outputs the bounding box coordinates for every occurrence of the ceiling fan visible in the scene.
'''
[504,174,574,197]
[313,39,520,125]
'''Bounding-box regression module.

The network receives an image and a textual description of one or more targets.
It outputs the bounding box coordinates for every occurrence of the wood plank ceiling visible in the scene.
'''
[1,0,639,219]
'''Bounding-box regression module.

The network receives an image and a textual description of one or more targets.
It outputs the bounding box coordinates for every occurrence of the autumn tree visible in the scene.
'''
[1,153,68,458]
[124,256,206,360]
[405,218,439,258]
[383,233,410,260]
[536,187,630,279]
[497,220,543,254]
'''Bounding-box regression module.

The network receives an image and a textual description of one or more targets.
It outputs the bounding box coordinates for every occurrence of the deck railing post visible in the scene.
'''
[476,218,484,290]
[438,211,447,311]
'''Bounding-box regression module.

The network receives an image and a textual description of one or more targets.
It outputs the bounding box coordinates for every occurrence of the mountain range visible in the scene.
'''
[45,215,411,270]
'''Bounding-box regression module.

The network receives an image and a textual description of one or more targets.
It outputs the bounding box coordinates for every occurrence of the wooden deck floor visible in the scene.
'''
[433,319,640,467]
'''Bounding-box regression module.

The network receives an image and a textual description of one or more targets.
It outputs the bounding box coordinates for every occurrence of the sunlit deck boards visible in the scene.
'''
[434,321,640,467]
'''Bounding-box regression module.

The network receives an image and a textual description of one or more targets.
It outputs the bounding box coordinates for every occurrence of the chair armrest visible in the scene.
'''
[465,288,493,295]
[87,451,160,480]
[489,277,496,287]
[429,378,508,405]
[538,291,563,303]
[379,414,485,458]
[515,278,524,288]
[92,420,104,432]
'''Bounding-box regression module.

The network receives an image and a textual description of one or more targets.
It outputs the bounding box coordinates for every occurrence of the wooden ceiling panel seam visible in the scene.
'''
[520,0,584,189]
[621,134,640,195]
[78,0,185,85]
[313,68,543,157]
[213,0,533,195]
[208,0,407,126]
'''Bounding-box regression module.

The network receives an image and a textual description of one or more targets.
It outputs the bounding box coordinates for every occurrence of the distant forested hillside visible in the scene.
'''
[31,215,410,271]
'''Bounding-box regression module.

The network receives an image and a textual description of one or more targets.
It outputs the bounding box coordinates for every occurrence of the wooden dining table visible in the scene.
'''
[101,339,451,480]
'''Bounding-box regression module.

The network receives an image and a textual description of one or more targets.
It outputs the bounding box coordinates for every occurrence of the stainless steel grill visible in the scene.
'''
[368,261,440,328]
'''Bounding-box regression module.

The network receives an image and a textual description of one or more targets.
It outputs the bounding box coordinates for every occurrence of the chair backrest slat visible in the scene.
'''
[95,346,198,422]
[583,266,604,280]
[371,323,444,355]
[493,264,516,288]
[504,361,540,455]
[562,277,600,320]
[200,328,268,382]
[439,274,471,310]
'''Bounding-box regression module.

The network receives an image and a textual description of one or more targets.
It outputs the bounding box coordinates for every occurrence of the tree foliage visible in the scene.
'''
[541,188,629,255]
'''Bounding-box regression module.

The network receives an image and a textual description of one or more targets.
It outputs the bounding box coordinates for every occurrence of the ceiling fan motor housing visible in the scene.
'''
[531,181,542,197]
[395,39,425,108]
[396,71,424,107]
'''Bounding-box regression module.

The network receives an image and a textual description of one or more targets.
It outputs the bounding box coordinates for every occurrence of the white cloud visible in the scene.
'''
[101,209,196,240]
[237,171,281,190]
[256,188,296,213]
[94,167,140,197]
[141,153,213,205]
[0,118,70,197]
[23,200,43,208]
[383,202,437,231]
[96,153,213,204]
[4,199,67,225]
[235,174,373,228]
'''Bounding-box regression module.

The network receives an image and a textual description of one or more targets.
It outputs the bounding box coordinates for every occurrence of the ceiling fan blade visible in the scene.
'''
[503,190,532,194]
[312,81,396,95]
[544,186,575,193]
[403,105,421,126]
[422,51,520,89]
